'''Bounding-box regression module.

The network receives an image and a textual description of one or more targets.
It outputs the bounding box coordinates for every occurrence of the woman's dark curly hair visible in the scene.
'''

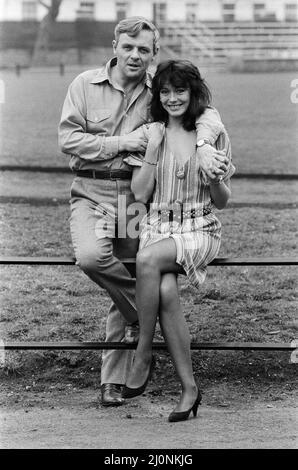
[151,60,212,131]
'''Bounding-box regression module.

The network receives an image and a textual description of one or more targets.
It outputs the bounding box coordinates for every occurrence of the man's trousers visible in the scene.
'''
[69,175,139,385]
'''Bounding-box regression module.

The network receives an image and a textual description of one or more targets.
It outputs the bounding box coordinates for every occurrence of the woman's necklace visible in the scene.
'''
[166,128,196,180]
[176,166,186,179]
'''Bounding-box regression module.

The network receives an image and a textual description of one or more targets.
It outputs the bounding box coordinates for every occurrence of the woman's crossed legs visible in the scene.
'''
[126,237,198,412]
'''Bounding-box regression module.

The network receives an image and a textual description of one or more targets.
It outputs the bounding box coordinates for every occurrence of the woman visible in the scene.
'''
[122,60,235,422]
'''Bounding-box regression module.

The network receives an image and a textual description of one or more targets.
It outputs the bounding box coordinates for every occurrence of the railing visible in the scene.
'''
[1,255,297,355]
[158,20,298,65]
[159,20,218,62]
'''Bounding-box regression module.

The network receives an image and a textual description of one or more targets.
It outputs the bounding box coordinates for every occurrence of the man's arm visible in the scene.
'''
[58,74,120,161]
[58,75,147,161]
[195,107,229,180]
[195,107,224,144]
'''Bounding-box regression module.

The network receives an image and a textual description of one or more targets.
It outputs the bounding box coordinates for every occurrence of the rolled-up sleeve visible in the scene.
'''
[122,124,149,166]
[195,107,225,145]
[58,75,119,161]
[123,154,143,167]
[215,129,236,181]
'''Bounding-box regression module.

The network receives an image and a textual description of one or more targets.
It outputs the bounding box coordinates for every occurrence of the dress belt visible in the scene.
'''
[157,207,212,223]
[76,169,132,180]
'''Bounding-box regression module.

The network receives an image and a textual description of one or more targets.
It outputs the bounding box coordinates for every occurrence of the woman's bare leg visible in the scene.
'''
[125,238,180,389]
[159,273,198,412]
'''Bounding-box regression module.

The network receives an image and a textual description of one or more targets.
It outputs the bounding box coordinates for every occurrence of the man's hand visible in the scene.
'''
[119,132,148,153]
[197,145,229,180]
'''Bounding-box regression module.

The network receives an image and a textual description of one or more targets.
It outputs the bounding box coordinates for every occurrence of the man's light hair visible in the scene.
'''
[114,16,160,55]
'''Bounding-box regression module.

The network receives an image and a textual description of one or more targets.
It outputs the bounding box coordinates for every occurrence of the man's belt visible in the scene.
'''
[76,170,132,180]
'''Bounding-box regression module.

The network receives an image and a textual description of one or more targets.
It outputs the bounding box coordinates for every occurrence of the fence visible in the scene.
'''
[1,255,297,358]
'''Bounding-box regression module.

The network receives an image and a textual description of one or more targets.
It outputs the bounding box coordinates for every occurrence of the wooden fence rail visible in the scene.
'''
[1,256,297,352]
[1,341,296,352]
[1,256,298,266]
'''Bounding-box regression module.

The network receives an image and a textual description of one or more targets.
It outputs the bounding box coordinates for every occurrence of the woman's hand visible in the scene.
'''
[146,122,165,149]
[197,145,229,180]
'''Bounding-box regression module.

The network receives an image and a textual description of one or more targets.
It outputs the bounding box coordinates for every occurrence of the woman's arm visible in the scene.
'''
[196,107,224,145]
[208,128,235,209]
[131,141,159,203]
[209,178,231,210]
[195,107,229,180]
[131,123,164,203]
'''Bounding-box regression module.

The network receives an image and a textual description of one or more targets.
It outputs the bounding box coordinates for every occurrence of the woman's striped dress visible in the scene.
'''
[125,127,235,288]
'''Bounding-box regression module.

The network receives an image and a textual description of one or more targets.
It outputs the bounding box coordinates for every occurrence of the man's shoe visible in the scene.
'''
[100,383,125,407]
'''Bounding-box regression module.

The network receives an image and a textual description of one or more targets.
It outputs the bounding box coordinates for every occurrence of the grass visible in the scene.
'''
[1,264,297,343]
[0,172,298,203]
[0,69,297,174]
[1,262,297,392]
[0,200,297,388]
[0,202,297,256]
[207,71,298,175]
[0,67,297,396]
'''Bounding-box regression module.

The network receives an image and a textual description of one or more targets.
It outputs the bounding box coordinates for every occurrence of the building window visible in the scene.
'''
[186,2,198,22]
[116,2,129,21]
[22,0,37,20]
[253,2,276,21]
[76,1,95,20]
[285,3,298,21]
[253,3,266,21]
[153,2,167,24]
[222,2,235,22]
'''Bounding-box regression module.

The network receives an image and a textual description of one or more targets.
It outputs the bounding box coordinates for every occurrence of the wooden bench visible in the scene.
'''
[1,256,297,354]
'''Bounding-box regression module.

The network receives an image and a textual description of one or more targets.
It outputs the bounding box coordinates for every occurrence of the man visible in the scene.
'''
[59,16,228,407]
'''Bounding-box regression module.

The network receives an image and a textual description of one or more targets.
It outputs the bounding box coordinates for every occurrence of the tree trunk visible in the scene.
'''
[31,0,63,66]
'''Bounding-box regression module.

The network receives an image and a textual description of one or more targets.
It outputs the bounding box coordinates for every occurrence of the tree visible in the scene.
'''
[32,0,63,66]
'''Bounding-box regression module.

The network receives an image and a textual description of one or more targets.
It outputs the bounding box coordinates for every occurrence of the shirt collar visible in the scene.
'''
[90,57,152,89]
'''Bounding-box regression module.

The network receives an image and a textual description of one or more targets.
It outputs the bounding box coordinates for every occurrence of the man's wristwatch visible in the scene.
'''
[197,138,211,148]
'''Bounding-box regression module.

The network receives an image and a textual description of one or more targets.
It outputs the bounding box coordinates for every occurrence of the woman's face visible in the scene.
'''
[159,82,191,119]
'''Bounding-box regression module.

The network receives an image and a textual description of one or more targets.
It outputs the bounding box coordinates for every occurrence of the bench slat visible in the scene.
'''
[1,341,295,351]
[1,257,296,353]
[1,256,298,266]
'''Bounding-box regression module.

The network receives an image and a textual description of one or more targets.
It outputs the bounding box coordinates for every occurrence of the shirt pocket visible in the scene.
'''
[86,109,112,133]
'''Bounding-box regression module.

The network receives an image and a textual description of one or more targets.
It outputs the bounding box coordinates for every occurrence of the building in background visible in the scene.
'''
[0,0,298,22]
[0,0,298,70]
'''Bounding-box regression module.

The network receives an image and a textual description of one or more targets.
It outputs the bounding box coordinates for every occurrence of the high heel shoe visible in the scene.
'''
[122,356,155,399]
[168,389,202,423]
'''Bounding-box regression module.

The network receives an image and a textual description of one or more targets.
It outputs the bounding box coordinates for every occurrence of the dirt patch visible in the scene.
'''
[1,381,297,449]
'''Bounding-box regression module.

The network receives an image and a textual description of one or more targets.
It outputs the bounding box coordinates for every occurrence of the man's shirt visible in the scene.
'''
[59,58,225,172]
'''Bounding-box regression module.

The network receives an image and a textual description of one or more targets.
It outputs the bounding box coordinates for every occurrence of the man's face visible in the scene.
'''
[113,30,156,82]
